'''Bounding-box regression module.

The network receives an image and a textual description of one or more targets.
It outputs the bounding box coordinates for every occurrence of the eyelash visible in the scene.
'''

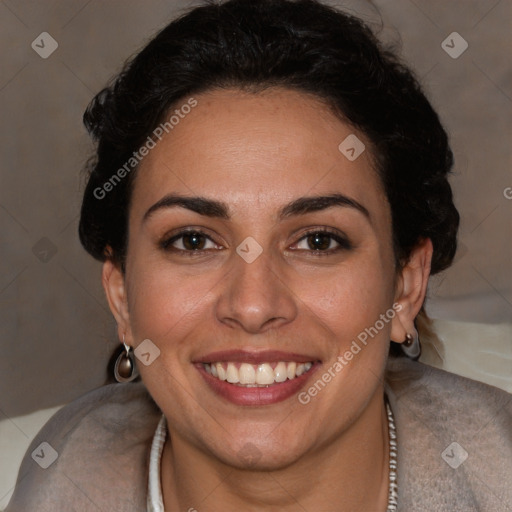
[159,228,352,256]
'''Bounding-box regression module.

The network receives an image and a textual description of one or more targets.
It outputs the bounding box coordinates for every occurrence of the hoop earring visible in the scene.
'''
[114,337,139,383]
[401,331,421,360]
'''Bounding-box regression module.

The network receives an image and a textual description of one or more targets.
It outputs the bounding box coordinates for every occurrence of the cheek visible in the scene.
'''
[296,261,395,420]
[300,254,396,345]
[125,261,218,344]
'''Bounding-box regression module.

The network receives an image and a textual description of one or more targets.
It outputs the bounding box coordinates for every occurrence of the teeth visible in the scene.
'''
[287,362,296,380]
[226,362,239,383]
[256,363,275,385]
[274,362,287,382]
[216,363,227,381]
[204,360,314,386]
[239,363,256,384]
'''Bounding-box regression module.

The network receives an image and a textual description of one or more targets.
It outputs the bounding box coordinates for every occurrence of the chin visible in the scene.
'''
[212,433,308,472]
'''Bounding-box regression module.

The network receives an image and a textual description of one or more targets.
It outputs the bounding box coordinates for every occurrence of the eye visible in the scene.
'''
[160,228,351,256]
[292,229,352,254]
[160,230,221,253]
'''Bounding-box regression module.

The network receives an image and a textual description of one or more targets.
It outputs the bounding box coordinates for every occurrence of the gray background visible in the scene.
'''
[0,0,511,505]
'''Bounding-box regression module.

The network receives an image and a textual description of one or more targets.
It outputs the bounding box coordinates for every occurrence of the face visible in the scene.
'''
[105,87,416,470]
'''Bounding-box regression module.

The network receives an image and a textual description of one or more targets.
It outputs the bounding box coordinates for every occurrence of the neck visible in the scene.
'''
[161,389,390,511]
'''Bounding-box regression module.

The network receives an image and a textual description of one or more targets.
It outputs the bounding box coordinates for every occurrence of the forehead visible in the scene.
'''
[131,87,388,222]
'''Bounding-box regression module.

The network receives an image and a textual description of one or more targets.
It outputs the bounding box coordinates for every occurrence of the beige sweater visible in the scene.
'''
[5,357,512,511]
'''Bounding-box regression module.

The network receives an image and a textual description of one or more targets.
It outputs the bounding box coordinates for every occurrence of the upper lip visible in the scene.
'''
[193,349,319,365]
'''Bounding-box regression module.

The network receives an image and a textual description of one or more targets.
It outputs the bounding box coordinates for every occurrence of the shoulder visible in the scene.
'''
[385,356,512,511]
[386,355,511,409]
[5,382,161,512]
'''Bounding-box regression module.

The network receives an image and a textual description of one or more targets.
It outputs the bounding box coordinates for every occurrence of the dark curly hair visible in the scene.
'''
[79,0,459,280]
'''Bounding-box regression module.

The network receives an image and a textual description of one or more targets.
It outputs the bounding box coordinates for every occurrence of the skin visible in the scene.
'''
[103,87,433,511]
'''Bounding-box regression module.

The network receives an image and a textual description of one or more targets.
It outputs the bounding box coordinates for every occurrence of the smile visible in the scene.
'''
[203,361,314,386]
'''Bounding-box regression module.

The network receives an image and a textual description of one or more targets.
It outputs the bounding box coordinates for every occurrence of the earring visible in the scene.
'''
[114,336,139,383]
[401,330,421,360]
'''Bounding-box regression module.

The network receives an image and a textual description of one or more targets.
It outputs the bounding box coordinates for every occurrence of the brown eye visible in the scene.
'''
[293,229,352,254]
[160,230,220,252]
[181,232,207,250]
[306,232,332,251]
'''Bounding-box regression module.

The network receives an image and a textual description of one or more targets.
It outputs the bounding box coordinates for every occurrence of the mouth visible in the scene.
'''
[202,361,314,386]
[194,350,320,406]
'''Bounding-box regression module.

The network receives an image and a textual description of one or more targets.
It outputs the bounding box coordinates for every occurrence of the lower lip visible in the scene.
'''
[196,363,320,406]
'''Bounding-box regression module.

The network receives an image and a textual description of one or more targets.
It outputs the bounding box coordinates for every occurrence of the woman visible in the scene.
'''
[6,0,511,510]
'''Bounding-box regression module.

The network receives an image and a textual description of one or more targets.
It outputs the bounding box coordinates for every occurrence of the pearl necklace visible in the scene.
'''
[385,396,398,511]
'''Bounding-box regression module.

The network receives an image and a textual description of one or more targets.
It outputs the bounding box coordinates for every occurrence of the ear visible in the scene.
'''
[390,238,433,343]
[102,258,132,345]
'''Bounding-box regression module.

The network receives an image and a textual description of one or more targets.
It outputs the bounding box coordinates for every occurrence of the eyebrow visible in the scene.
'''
[142,193,370,223]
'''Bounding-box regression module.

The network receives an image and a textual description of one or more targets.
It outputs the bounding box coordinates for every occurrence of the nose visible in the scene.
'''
[215,249,298,334]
